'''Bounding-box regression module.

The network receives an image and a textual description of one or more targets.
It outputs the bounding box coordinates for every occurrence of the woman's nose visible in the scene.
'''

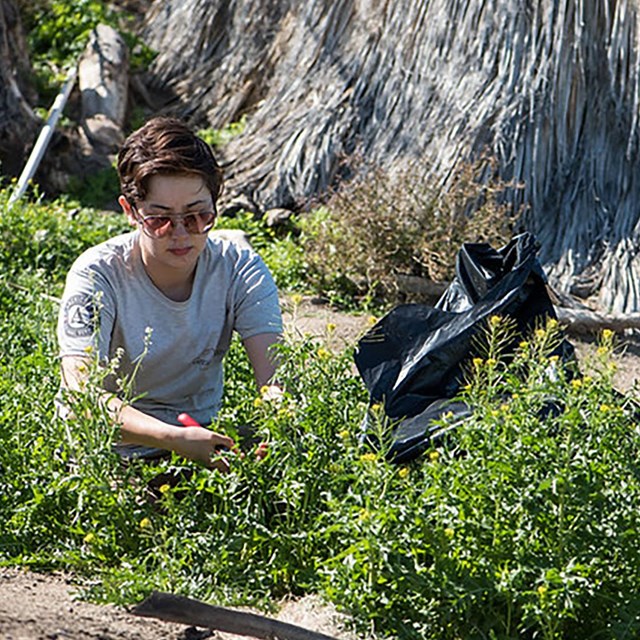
[170,217,190,237]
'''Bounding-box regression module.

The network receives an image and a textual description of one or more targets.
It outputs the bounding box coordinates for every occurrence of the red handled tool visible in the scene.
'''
[177,412,202,427]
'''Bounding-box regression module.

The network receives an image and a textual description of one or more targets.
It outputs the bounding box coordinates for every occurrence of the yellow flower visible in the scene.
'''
[571,379,582,389]
[599,404,611,413]
[253,397,264,408]
[326,322,337,333]
[367,315,378,326]
[398,467,409,479]
[370,403,383,415]
[83,532,95,544]
[277,407,294,419]
[537,585,548,597]
[489,315,501,327]
[547,319,558,330]
[519,341,529,349]
[290,294,303,306]
[139,517,152,530]
[486,358,497,368]
[535,328,546,339]
[360,452,377,463]
[473,357,483,368]
[159,484,171,495]
[359,508,371,521]
[83,345,93,353]
[429,450,440,463]
[548,355,559,364]
[338,429,350,439]
[602,328,614,341]
[317,347,331,360]
[597,346,609,356]
[444,528,454,539]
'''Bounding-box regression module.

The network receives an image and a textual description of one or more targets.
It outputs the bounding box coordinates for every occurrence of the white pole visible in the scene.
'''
[8,65,78,208]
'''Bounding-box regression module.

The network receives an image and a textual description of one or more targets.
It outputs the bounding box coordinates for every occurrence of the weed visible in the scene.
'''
[0,188,129,282]
[66,164,121,209]
[301,158,516,308]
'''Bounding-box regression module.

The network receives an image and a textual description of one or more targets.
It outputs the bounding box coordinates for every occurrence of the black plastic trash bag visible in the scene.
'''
[354,232,575,463]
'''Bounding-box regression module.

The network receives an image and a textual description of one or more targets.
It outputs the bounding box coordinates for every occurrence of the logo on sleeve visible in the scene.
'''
[63,294,97,338]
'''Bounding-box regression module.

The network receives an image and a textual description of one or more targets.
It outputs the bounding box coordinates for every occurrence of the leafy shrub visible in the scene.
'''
[21,0,155,105]
[3,189,640,640]
[300,158,516,307]
[318,320,640,638]
[0,189,129,282]
[65,164,121,209]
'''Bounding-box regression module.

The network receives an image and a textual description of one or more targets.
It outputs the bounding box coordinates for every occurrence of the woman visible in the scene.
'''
[57,117,282,467]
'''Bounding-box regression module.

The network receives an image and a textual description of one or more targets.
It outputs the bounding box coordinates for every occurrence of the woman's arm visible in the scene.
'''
[242,332,282,390]
[60,355,234,467]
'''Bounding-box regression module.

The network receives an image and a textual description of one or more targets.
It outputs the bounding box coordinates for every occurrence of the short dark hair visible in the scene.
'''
[117,116,223,204]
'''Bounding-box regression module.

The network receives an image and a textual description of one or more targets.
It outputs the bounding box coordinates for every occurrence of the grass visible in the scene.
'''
[2,189,640,639]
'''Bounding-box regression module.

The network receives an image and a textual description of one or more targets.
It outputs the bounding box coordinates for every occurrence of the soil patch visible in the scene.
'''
[0,567,360,640]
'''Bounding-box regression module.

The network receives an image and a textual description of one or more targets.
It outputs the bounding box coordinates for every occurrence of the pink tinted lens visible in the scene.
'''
[142,212,215,236]
[144,216,172,233]
[183,212,215,233]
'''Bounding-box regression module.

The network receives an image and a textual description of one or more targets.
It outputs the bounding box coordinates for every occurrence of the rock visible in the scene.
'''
[83,113,124,149]
[209,228,253,251]
[219,193,259,217]
[395,274,448,298]
[264,207,294,227]
[78,24,129,152]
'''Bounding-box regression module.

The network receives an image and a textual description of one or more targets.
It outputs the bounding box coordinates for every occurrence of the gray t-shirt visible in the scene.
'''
[57,231,282,458]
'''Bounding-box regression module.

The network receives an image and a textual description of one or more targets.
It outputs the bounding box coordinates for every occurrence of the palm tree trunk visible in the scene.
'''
[142,1,640,312]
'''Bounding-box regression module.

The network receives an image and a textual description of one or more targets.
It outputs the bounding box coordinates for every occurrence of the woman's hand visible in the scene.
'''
[173,425,235,471]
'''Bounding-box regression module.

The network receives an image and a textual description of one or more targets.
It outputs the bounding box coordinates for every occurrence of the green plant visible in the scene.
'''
[0,188,129,282]
[66,164,121,209]
[21,0,155,106]
[198,117,248,148]
[3,190,640,640]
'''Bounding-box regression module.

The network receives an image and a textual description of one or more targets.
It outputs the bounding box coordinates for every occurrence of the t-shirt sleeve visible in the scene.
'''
[230,249,283,340]
[57,261,116,361]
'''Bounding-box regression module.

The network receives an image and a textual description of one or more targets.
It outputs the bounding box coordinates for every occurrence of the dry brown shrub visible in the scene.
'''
[301,157,518,307]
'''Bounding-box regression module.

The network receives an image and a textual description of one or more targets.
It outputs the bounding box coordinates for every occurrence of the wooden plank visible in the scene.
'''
[133,591,340,640]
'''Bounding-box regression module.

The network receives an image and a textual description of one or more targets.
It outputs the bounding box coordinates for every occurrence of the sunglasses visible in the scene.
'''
[133,205,216,238]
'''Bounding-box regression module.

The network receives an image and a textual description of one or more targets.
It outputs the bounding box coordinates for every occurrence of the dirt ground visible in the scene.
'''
[2,297,639,640]
[0,567,361,640]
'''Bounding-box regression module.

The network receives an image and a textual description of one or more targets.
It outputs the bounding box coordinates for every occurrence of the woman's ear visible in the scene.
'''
[119,196,137,227]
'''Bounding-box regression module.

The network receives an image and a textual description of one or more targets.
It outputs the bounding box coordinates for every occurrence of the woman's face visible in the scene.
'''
[121,173,216,282]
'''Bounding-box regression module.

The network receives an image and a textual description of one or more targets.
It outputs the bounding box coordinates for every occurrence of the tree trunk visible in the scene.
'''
[142,0,640,314]
[0,0,38,176]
